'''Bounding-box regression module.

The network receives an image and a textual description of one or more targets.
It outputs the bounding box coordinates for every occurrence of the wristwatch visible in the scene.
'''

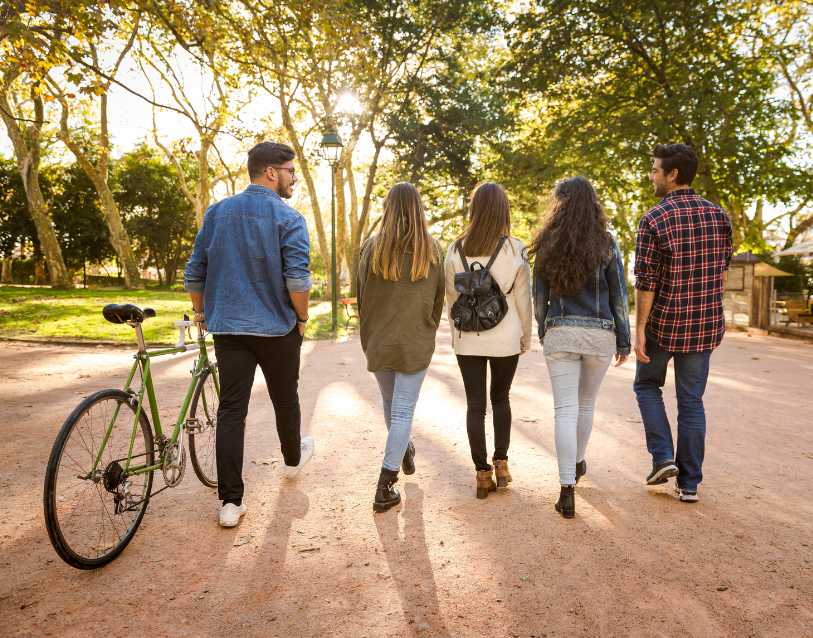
[296,315,309,328]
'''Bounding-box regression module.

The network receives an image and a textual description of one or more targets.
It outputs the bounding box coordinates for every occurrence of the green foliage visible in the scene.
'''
[115,145,197,287]
[0,157,113,271]
[506,0,803,251]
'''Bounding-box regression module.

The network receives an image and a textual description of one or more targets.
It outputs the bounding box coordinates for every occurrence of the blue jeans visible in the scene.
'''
[634,329,712,490]
[373,369,428,472]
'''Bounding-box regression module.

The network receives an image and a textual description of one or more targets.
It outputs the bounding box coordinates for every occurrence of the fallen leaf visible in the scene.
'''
[299,547,320,552]
[233,536,252,547]
[518,417,537,423]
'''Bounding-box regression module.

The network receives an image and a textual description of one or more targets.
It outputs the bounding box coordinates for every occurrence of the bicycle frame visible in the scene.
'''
[84,321,218,479]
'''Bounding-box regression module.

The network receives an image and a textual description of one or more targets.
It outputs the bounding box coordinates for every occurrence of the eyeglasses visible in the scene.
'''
[269,166,297,177]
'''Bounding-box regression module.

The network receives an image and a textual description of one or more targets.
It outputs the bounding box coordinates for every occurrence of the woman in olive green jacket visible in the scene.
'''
[357,182,445,512]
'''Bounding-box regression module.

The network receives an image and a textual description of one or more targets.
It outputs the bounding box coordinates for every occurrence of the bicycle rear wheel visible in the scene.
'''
[189,366,219,488]
[43,389,154,570]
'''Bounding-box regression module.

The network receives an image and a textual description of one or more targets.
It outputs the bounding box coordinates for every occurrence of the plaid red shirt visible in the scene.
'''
[634,188,733,352]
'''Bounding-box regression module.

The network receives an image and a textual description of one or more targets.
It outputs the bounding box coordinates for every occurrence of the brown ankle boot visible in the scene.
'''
[493,459,512,488]
[476,468,497,499]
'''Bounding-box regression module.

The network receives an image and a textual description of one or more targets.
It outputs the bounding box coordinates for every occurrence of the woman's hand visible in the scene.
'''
[614,354,628,367]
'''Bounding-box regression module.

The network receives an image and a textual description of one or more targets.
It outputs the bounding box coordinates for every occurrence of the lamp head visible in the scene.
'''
[319,129,343,164]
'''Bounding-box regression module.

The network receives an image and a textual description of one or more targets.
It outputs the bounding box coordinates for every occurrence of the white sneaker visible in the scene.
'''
[283,437,314,479]
[219,502,247,527]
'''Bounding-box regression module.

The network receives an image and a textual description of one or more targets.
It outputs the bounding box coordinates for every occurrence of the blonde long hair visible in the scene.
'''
[371,182,440,281]
[452,181,512,256]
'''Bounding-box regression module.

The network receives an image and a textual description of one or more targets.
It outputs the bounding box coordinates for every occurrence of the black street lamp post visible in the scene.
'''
[318,129,344,333]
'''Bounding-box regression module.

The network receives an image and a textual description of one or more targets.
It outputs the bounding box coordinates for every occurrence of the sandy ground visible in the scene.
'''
[1,314,812,638]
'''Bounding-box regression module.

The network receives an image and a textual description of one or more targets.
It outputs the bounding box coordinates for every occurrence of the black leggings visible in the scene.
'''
[456,354,520,471]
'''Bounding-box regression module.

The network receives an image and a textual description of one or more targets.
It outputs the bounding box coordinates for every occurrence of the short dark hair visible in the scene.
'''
[652,143,697,186]
[247,141,296,181]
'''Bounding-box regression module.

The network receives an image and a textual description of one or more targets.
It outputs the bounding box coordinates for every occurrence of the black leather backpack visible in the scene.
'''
[450,236,513,336]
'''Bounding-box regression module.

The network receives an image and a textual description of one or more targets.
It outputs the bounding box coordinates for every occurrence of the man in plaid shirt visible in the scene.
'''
[633,143,733,503]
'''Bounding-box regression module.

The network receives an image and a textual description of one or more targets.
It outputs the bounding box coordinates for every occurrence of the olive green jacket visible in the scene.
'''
[356,237,445,373]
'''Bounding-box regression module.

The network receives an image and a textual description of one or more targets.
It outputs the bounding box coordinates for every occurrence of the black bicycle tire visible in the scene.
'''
[43,389,154,570]
[188,367,219,488]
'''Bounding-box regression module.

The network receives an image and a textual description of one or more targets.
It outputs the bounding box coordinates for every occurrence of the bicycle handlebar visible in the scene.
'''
[173,320,204,349]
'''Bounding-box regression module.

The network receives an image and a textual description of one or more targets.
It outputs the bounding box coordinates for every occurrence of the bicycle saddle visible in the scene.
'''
[102,304,156,324]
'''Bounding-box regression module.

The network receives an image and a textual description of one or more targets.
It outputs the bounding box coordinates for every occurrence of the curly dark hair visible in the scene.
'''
[528,176,612,296]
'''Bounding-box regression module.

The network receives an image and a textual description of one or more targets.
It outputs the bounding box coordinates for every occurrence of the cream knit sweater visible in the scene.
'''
[445,237,533,357]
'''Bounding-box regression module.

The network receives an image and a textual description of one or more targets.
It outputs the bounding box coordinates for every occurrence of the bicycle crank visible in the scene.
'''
[162,441,186,487]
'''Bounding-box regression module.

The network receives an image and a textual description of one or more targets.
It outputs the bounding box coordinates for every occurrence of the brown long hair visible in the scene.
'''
[371,182,441,281]
[528,176,612,296]
[452,181,511,256]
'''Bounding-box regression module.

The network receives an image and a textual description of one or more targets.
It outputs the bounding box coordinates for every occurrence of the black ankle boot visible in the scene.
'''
[554,485,575,518]
[575,460,587,484]
[401,441,416,475]
[373,468,401,513]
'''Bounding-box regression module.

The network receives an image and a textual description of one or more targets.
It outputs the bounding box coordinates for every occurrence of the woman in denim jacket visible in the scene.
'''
[529,176,631,518]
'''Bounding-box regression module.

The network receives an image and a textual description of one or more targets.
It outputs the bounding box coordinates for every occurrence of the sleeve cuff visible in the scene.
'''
[634,279,658,291]
[184,278,205,293]
[617,347,631,356]
[285,276,312,293]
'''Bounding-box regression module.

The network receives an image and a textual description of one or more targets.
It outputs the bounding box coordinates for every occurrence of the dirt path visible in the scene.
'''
[1,316,812,638]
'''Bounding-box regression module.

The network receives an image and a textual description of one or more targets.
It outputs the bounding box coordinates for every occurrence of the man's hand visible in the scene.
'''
[297,322,305,336]
[614,354,628,367]
[634,330,649,363]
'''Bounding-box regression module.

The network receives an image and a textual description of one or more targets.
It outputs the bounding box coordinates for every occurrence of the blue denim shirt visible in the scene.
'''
[184,184,312,337]
[533,238,631,355]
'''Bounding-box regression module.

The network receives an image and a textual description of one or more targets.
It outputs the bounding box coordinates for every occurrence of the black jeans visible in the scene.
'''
[456,354,520,471]
[213,328,303,501]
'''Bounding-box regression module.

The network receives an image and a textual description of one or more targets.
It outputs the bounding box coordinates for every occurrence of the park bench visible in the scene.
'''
[776,299,813,326]
[341,297,359,328]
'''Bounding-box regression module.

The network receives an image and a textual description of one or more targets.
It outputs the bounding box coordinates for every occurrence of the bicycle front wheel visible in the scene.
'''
[189,366,219,488]
[43,389,154,570]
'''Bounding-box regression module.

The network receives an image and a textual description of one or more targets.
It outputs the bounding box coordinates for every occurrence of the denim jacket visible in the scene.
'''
[533,238,631,355]
[184,184,312,337]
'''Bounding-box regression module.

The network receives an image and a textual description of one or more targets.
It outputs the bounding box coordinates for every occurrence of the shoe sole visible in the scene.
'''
[647,465,678,485]
[674,485,698,502]
[373,495,401,513]
[554,502,575,518]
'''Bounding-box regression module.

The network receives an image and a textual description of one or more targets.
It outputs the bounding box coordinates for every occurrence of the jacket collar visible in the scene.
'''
[244,184,282,200]
[662,188,697,201]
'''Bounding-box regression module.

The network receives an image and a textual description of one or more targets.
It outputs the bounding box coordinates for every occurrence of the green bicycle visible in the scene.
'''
[43,303,220,570]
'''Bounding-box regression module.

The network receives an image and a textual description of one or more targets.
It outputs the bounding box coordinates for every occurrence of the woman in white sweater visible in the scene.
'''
[445,182,533,499]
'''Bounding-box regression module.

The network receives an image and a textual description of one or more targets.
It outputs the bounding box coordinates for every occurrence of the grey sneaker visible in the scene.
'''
[646,460,678,485]
[674,484,698,502]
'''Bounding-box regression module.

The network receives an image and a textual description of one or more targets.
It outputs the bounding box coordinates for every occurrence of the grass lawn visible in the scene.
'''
[0,286,356,344]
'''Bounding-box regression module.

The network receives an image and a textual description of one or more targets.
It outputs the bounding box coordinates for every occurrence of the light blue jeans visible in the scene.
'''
[545,352,613,485]
[373,369,428,472]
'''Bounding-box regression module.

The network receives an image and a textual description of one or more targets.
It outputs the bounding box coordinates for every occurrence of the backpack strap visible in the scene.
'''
[485,236,508,271]
[459,243,470,272]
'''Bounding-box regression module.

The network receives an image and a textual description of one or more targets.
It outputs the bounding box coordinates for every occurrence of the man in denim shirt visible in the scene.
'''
[185,141,315,527]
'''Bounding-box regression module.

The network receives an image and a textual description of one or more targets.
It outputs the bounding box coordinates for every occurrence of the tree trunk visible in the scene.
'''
[0,77,72,289]
[57,102,144,290]
[1,257,12,283]
[34,257,47,285]
[276,92,332,295]
[196,137,213,229]
[335,164,347,282]
[96,186,144,290]
[349,141,384,296]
